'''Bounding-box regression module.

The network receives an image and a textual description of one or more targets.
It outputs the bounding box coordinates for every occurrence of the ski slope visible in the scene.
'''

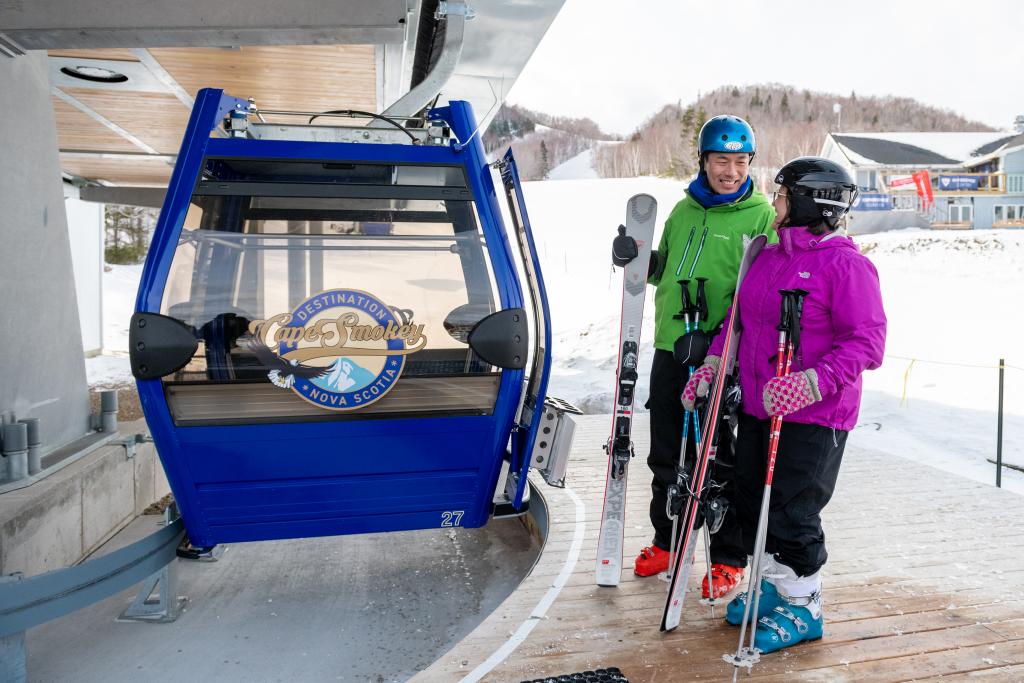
[88,178,1024,494]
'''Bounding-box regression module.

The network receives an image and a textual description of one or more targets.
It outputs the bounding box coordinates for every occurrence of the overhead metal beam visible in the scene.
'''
[60,149,175,160]
[80,185,167,208]
[0,0,407,51]
[51,86,160,154]
[380,1,470,121]
[444,0,565,132]
[130,49,194,109]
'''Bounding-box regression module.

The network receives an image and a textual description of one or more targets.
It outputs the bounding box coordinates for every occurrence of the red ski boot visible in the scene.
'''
[633,545,670,577]
[701,563,745,600]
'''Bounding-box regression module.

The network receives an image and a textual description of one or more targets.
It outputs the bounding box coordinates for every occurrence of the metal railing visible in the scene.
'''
[889,354,1021,487]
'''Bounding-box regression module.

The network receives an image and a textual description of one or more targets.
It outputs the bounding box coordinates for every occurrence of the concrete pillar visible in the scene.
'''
[0,52,91,451]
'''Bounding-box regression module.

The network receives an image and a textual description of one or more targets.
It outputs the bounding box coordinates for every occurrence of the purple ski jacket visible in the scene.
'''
[708,226,887,431]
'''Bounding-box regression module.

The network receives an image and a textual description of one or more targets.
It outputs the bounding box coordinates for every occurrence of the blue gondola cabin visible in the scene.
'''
[129,89,577,547]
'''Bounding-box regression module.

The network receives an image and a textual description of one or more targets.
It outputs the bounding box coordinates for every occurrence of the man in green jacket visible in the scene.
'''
[622,115,776,599]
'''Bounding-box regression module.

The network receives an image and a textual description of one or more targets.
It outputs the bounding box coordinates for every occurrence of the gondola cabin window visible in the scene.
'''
[159,159,502,425]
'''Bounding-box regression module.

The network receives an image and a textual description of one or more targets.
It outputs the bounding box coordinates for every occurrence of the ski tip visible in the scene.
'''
[627,194,657,224]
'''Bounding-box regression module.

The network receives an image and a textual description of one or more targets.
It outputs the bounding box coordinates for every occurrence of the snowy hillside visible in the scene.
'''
[87,178,1024,493]
[546,148,599,180]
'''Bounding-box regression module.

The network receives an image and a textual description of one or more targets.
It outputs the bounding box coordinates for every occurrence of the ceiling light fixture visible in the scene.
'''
[60,65,129,84]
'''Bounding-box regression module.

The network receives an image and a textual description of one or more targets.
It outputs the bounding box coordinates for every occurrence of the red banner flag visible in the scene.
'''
[912,170,934,208]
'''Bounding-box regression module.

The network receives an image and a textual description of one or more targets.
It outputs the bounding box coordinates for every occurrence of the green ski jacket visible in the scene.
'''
[649,188,777,352]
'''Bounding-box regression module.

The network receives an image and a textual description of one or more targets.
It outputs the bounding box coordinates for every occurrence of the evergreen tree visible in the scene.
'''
[681,105,696,141]
[692,105,707,152]
[539,140,551,180]
[105,205,157,264]
[781,92,790,114]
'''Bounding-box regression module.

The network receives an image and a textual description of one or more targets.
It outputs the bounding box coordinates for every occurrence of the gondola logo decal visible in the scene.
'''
[243,289,426,411]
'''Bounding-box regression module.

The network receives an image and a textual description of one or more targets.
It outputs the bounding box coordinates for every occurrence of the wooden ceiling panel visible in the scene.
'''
[64,88,191,154]
[52,97,141,152]
[150,45,377,115]
[47,44,379,186]
[60,156,173,186]
[48,49,140,62]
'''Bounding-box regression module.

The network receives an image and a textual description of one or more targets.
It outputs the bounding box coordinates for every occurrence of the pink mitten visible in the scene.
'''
[762,370,822,417]
[681,355,721,411]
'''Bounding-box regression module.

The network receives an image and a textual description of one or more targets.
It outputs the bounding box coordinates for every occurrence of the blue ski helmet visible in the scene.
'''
[697,115,756,157]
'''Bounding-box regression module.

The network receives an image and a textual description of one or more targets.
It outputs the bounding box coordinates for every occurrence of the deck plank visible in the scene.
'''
[412,414,1024,682]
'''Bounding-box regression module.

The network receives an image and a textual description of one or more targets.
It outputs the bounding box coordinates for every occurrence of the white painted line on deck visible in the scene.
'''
[460,487,587,683]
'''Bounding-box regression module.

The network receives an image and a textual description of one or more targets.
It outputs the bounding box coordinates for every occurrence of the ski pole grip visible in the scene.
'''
[677,280,694,322]
[788,288,809,352]
[695,277,709,322]
[777,289,793,332]
[789,289,809,324]
[679,280,693,311]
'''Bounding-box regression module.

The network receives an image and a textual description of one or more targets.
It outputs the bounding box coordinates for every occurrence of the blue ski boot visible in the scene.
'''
[752,593,824,653]
[725,578,784,626]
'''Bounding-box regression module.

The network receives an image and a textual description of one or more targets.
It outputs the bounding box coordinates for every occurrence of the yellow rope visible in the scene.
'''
[900,358,916,407]
[887,355,1021,371]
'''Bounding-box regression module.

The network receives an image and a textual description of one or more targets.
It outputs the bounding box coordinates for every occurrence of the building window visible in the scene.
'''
[994,204,1024,227]
[856,170,877,191]
[893,194,918,211]
[948,204,973,224]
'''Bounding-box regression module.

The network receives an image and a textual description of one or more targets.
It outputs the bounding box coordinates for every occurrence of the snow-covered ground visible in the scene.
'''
[87,178,1024,494]
[86,264,141,388]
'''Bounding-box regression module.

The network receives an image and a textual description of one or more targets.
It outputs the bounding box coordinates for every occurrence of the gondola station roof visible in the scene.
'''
[0,0,564,198]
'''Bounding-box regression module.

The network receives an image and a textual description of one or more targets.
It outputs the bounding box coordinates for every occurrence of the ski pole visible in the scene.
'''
[727,290,796,677]
[692,276,719,607]
[667,281,702,578]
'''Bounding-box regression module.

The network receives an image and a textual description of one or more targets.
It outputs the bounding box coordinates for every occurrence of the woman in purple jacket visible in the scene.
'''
[682,157,886,653]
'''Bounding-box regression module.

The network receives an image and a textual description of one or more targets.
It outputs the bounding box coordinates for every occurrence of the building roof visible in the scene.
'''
[830,131,1013,167]
[963,132,1024,168]
[833,135,959,166]
[971,133,1023,156]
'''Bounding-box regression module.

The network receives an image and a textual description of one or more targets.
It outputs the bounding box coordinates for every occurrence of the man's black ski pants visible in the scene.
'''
[647,349,746,567]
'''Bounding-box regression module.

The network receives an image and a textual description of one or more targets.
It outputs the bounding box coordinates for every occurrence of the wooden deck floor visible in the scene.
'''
[414,414,1024,683]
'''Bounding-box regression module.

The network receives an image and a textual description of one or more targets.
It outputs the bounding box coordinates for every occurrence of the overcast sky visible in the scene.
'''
[506,0,1024,136]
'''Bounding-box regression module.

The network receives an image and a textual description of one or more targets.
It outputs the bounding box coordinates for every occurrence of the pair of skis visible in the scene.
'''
[660,234,768,631]
[665,276,706,580]
[595,194,657,587]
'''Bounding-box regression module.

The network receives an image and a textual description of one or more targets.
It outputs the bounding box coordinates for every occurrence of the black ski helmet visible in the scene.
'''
[774,157,858,231]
